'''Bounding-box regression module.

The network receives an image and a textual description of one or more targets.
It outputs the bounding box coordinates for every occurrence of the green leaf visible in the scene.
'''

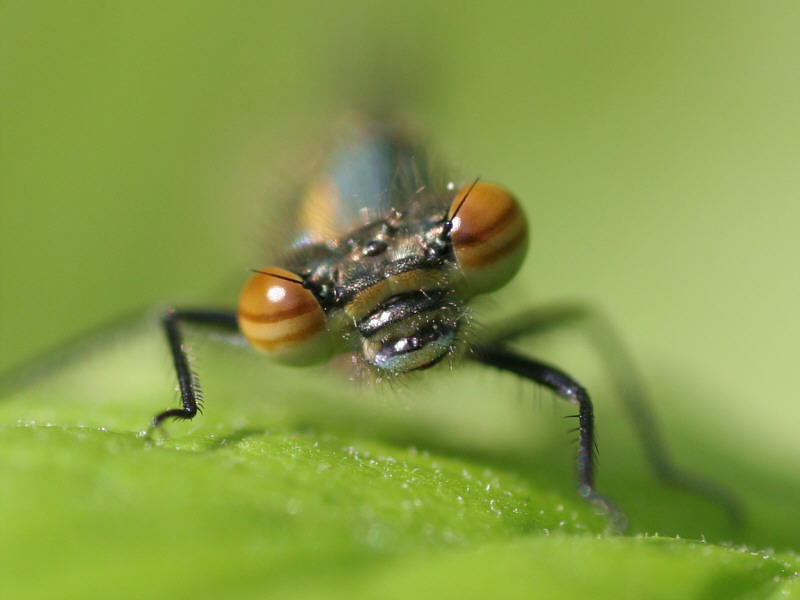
[1,346,798,599]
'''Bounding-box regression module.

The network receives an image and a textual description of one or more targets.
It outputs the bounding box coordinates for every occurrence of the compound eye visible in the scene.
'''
[237,267,334,366]
[448,182,529,295]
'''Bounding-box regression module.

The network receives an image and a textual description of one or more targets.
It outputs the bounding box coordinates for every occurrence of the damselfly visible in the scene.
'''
[3,117,742,531]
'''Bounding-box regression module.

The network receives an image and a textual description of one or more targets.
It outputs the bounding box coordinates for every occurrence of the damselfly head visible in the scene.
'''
[237,121,529,376]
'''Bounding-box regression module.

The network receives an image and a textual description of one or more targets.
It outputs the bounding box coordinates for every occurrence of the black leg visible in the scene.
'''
[471,343,627,532]
[153,309,240,430]
[481,302,743,527]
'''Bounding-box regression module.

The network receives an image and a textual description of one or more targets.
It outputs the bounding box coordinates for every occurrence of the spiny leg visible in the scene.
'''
[483,302,743,527]
[153,309,240,430]
[471,343,628,532]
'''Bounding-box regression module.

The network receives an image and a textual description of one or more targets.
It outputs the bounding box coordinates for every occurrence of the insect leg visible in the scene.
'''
[153,309,240,429]
[483,302,743,526]
[471,342,627,531]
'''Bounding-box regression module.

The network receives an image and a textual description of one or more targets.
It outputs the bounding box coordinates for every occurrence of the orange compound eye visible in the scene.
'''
[448,182,529,296]
[237,267,334,366]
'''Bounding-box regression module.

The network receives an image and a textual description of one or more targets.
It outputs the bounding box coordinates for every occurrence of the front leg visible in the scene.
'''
[482,302,743,527]
[154,309,240,429]
[471,342,627,532]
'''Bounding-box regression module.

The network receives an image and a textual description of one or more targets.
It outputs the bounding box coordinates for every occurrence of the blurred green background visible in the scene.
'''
[1,2,799,598]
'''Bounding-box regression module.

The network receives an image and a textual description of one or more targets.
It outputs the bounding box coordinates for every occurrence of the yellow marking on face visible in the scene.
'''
[344,269,445,322]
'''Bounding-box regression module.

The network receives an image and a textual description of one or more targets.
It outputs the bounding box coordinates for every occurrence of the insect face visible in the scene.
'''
[237,148,529,376]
